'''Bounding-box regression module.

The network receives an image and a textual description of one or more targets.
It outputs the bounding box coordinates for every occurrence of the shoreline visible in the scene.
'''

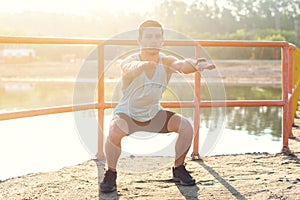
[0,59,281,85]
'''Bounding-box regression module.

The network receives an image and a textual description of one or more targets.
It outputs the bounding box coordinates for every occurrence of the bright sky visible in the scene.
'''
[0,0,196,15]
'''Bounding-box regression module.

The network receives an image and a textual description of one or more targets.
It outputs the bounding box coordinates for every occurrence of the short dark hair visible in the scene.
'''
[138,20,163,37]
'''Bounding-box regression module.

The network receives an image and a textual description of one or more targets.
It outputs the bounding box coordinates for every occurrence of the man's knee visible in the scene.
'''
[179,118,193,135]
[168,114,193,134]
[107,117,128,144]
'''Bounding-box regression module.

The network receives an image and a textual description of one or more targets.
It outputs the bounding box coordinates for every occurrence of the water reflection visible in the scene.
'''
[0,80,282,140]
[228,107,281,139]
[208,107,281,140]
[0,82,73,110]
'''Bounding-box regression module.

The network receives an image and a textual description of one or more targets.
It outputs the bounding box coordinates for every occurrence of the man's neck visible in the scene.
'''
[139,50,160,62]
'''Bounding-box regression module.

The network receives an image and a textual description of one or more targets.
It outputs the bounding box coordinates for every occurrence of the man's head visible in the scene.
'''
[138,20,164,53]
[138,20,163,37]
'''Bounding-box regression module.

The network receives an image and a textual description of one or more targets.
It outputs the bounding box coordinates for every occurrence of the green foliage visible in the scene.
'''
[264,34,286,41]
[0,0,299,60]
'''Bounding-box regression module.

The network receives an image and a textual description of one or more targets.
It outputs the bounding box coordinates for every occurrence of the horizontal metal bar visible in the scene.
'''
[0,103,97,121]
[0,36,289,48]
[195,40,289,48]
[160,100,285,108]
[0,100,284,121]
[99,100,284,109]
[198,100,285,107]
[101,39,289,47]
[0,36,105,45]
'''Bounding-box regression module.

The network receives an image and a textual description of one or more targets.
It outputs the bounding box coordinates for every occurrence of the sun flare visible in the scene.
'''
[0,0,168,15]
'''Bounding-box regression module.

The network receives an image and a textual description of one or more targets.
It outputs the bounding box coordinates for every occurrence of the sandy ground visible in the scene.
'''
[0,112,300,200]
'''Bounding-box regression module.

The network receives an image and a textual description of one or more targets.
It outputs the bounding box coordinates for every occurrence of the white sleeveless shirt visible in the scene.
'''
[113,53,168,122]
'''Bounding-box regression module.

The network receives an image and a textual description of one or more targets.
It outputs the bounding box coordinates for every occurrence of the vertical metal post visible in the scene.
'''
[281,45,291,154]
[97,44,105,158]
[191,45,202,160]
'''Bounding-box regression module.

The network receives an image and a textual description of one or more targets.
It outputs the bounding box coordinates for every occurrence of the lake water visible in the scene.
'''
[0,83,283,181]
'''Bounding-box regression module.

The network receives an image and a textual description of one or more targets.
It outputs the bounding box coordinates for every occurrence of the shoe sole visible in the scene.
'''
[100,186,117,193]
[173,177,196,186]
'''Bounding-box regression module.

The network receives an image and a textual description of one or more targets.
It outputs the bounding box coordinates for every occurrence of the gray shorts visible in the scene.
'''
[114,110,176,134]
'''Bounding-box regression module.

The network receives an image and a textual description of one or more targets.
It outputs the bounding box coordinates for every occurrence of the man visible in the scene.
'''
[100,20,215,193]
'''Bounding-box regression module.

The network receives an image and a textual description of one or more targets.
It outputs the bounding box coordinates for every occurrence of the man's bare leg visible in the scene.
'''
[167,114,194,167]
[100,117,128,193]
[167,114,195,186]
[105,116,128,171]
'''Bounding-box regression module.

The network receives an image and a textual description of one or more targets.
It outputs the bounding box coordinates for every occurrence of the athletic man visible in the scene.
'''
[100,20,215,193]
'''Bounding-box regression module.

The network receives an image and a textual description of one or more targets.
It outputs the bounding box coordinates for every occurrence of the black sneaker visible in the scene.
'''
[172,165,196,186]
[100,170,117,193]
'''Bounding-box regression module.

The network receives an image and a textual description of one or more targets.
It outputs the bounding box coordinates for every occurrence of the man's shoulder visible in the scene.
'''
[162,54,177,67]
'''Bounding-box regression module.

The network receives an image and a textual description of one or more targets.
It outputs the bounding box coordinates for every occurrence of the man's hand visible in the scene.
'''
[140,61,157,70]
[121,59,156,78]
[195,58,216,71]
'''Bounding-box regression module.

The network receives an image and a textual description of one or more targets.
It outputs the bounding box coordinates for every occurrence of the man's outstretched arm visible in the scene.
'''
[167,56,215,74]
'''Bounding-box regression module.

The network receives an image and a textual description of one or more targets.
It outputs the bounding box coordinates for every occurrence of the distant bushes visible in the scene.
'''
[194,28,295,60]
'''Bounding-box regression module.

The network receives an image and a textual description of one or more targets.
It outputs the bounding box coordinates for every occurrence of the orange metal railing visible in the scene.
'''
[0,36,297,158]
